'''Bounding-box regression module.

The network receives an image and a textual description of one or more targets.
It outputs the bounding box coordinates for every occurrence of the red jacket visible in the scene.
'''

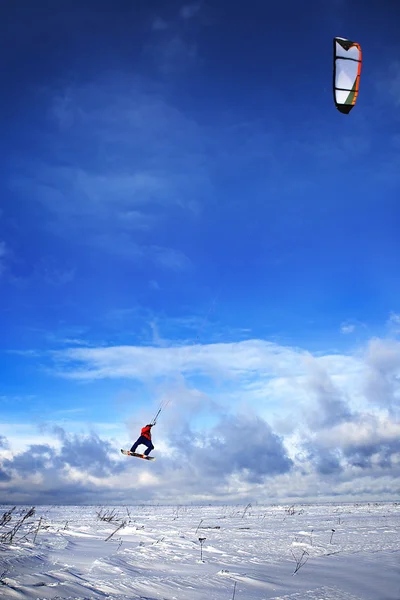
[141,425,152,440]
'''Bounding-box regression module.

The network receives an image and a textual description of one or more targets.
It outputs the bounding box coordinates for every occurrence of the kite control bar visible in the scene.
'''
[151,407,162,426]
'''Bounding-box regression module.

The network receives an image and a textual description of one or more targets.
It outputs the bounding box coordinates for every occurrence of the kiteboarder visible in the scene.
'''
[130,423,155,456]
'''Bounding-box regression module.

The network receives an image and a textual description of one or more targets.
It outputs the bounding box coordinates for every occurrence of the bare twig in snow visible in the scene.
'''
[242,503,252,518]
[195,519,203,534]
[0,507,16,528]
[33,517,43,543]
[97,508,122,523]
[105,521,126,542]
[232,580,237,599]
[291,548,309,575]
[0,507,35,543]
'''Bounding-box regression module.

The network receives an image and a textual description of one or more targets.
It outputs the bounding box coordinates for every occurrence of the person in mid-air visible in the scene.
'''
[130,423,155,456]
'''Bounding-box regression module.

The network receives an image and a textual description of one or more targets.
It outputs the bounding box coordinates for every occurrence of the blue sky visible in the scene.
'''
[1,0,400,504]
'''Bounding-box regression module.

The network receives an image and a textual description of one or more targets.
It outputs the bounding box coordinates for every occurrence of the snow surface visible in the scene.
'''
[0,502,399,599]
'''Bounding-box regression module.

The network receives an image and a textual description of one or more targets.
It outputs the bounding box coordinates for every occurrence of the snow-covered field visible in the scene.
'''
[0,502,399,599]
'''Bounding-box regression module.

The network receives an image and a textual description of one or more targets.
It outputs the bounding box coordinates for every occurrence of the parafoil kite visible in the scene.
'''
[333,37,362,114]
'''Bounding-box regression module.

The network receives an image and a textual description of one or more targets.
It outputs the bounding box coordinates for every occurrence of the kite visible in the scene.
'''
[333,37,362,114]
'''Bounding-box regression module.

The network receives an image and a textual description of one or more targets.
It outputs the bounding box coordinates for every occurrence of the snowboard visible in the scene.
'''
[121,449,155,461]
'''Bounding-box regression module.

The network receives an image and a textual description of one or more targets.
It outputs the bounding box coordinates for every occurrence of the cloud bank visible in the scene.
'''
[1,335,399,504]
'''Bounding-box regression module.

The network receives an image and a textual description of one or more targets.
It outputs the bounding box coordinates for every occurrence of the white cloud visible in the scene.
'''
[151,17,169,31]
[51,339,310,381]
[320,414,400,451]
[3,334,400,503]
[388,311,400,325]
[387,311,400,335]
[150,246,191,271]
[47,334,399,435]
[340,319,368,335]
[145,35,198,76]
[149,279,160,290]
[0,424,62,455]
[179,3,201,20]
[11,78,212,271]
[36,257,76,285]
[47,336,367,435]
[363,337,400,411]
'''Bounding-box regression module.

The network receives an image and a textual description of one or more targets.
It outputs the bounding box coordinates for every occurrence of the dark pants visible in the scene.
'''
[130,436,154,456]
